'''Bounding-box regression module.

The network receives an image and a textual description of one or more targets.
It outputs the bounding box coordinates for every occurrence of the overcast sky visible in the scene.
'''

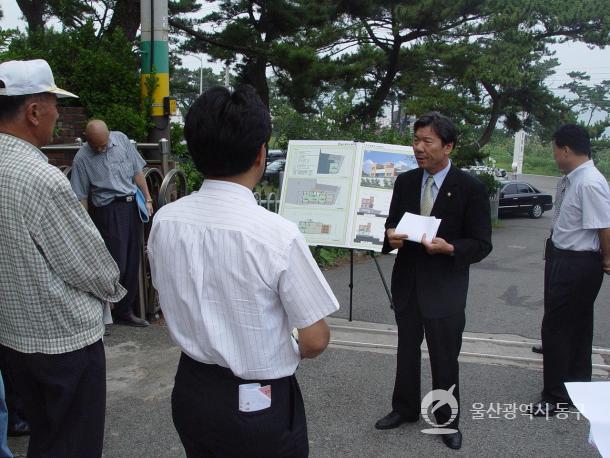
[2,1,609,97]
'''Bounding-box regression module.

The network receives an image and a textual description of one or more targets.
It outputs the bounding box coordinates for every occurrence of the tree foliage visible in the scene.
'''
[15,0,94,32]
[560,71,610,137]
[334,0,610,154]
[1,24,149,140]
[271,90,411,152]
[170,66,223,115]
[7,0,610,161]
[13,0,143,42]
[166,0,610,162]
[169,0,340,108]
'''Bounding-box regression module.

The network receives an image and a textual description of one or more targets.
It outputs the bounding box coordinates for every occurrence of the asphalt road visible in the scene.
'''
[6,173,608,457]
[8,326,598,458]
[325,176,610,348]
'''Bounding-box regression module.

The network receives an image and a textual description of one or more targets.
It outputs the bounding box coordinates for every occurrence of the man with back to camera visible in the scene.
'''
[147,85,339,457]
[70,119,153,327]
[0,59,125,457]
[375,113,492,450]
[529,124,610,416]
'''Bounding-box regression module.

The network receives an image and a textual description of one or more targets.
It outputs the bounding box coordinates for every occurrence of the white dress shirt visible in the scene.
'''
[148,180,339,380]
[552,160,610,251]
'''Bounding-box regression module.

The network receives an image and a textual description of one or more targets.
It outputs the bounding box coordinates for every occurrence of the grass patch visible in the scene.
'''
[310,246,350,268]
[482,133,609,179]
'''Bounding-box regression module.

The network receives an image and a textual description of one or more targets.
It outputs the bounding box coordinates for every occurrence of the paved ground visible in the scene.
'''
[7,324,602,457]
[7,172,608,456]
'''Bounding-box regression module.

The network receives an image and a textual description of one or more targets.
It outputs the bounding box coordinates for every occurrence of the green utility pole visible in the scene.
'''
[141,0,175,144]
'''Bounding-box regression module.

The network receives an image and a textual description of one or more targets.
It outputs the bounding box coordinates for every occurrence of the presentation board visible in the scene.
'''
[278,140,416,251]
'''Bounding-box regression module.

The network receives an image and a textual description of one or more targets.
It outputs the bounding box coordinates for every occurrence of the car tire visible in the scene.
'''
[529,204,543,219]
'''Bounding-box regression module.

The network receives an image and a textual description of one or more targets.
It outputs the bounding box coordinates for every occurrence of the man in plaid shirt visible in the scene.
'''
[0,59,125,457]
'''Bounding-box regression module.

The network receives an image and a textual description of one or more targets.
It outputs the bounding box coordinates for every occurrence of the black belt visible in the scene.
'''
[549,242,600,259]
[113,195,135,203]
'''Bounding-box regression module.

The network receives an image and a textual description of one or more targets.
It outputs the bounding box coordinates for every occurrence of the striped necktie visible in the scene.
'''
[551,176,568,231]
[421,175,435,216]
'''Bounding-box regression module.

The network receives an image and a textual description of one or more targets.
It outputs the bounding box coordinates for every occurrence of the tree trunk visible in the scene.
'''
[239,57,269,108]
[107,0,141,43]
[16,0,45,32]
[358,46,400,126]
[474,111,501,151]
[473,82,504,151]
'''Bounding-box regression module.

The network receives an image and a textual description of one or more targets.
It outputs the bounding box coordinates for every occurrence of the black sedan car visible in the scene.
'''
[267,149,286,160]
[498,180,553,219]
[263,159,286,182]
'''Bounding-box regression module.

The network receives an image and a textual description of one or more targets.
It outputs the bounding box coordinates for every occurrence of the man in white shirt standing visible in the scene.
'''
[148,85,339,457]
[530,124,610,416]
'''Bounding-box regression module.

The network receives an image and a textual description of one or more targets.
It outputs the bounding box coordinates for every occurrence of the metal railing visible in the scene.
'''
[253,191,280,213]
[140,166,187,319]
[46,138,284,320]
[45,139,188,320]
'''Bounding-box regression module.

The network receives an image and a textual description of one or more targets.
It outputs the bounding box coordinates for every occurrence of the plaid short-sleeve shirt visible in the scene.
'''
[0,134,126,354]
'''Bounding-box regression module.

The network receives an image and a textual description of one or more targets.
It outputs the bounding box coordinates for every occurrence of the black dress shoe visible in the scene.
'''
[442,430,462,450]
[374,411,418,430]
[7,418,31,437]
[532,344,543,354]
[113,313,149,327]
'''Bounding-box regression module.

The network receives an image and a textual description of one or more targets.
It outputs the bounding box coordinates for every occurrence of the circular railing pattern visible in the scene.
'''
[158,168,188,207]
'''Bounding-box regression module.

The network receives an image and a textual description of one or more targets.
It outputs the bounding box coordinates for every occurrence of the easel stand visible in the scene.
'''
[347,249,393,322]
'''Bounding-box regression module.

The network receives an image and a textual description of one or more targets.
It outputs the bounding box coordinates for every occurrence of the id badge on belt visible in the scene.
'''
[238,383,271,412]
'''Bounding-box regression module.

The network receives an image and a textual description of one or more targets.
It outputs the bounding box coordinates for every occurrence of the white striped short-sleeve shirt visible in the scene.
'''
[552,160,610,251]
[148,180,339,380]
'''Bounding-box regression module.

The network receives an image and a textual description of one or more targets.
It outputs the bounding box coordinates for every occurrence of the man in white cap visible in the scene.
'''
[0,59,125,457]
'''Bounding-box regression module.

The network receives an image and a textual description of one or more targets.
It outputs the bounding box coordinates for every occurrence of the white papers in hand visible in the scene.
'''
[565,381,610,457]
[239,383,272,412]
[103,302,113,325]
[395,211,442,244]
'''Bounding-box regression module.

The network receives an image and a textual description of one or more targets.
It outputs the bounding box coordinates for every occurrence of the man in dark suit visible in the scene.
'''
[375,113,492,450]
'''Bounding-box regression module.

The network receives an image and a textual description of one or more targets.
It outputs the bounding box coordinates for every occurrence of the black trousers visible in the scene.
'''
[0,348,27,426]
[172,353,308,458]
[392,294,465,429]
[93,200,142,318]
[1,340,106,458]
[542,241,604,403]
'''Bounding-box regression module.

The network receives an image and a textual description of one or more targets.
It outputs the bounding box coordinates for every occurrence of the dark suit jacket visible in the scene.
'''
[382,166,492,319]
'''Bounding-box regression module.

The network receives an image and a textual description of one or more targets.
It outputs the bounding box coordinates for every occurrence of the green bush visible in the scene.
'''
[592,139,610,178]
[469,171,501,197]
[170,123,204,192]
[2,24,149,141]
[95,104,149,141]
[480,130,610,180]
[271,93,411,150]
[310,247,350,268]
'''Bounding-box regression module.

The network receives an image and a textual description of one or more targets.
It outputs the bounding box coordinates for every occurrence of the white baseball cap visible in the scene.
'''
[0,59,78,98]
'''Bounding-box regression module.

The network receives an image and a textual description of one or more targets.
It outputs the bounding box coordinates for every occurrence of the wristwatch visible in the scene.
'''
[146,199,153,203]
